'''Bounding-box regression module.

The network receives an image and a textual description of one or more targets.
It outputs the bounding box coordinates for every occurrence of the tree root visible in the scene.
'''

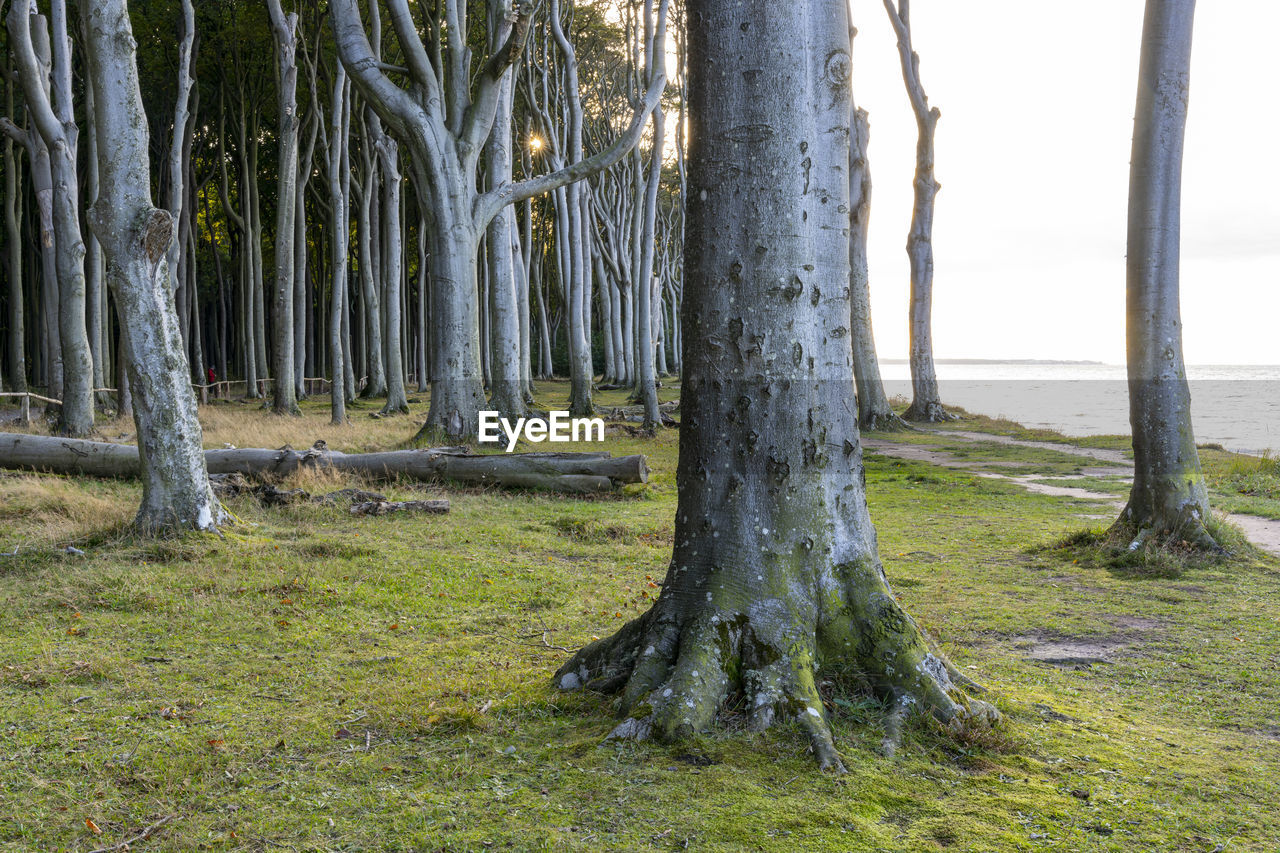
[1112,501,1226,556]
[902,400,955,423]
[556,577,998,770]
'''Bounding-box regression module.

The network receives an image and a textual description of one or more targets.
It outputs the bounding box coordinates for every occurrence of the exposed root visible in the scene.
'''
[1112,502,1225,556]
[860,411,911,432]
[903,400,955,423]
[556,567,997,770]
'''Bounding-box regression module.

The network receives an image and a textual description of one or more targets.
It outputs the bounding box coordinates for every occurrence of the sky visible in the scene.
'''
[848,0,1280,365]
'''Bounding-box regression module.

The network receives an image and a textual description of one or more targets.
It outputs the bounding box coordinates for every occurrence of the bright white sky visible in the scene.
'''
[848,0,1280,365]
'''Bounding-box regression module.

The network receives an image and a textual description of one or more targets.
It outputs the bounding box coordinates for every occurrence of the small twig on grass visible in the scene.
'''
[467,629,574,653]
[86,815,174,853]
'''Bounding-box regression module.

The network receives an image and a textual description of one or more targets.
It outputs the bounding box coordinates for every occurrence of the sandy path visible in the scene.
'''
[862,430,1280,557]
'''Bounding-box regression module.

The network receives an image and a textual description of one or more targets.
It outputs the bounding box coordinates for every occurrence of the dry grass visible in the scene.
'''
[0,473,134,547]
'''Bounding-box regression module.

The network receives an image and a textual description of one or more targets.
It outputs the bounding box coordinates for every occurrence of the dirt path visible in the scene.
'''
[862,429,1280,557]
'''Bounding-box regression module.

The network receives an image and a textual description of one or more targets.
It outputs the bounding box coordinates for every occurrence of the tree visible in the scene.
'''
[5,0,93,436]
[556,0,994,769]
[1114,0,1216,551]
[266,0,301,416]
[848,96,900,430]
[327,65,351,426]
[81,0,224,535]
[3,47,25,398]
[883,0,948,423]
[329,0,668,440]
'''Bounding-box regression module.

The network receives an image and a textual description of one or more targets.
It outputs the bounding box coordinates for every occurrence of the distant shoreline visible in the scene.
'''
[880,358,1106,366]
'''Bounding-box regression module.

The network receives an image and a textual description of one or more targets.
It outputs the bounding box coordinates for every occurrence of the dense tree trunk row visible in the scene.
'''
[0,3,685,443]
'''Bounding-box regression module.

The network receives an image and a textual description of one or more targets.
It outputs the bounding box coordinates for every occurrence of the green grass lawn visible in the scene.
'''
[1,384,1278,851]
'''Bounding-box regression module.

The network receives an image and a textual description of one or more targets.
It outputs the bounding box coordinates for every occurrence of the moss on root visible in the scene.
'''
[555,559,1000,771]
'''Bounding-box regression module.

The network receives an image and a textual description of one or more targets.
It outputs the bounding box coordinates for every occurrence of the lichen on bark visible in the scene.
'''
[556,0,994,770]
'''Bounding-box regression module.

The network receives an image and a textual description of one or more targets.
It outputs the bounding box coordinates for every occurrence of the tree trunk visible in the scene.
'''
[3,65,25,395]
[329,69,351,425]
[847,103,901,430]
[377,136,409,414]
[884,0,948,423]
[556,0,994,770]
[413,211,487,441]
[633,6,666,430]
[267,1,301,415]
[485,68,526,419]
[355,125,388,399]
[1115,0,1215,551]
[7,2,93,436]
[81,0,223,534]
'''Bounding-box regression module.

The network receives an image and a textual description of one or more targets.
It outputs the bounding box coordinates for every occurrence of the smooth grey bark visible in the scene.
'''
[7,1,92,436]
[1115,0,1215,551]
[267,0,301,415]
[163,0,195,304]
[884,0,948,423]
[484,63,526,420]
[81,0,223,534]
[848,103,901,430]
[544,0,600,417]
[632,0,666,430]
[330,0,668,440]
[415,212,429,392]
[556,0,994,770]
[83,67,106,405]
[328,69,351,425]
[355,109,388,399]
[294,69,321,402]
[3,68,25,395]
[377,135,409,414]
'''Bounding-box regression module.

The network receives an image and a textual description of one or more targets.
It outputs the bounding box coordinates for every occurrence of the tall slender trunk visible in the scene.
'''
[884,0,948,423]
[7,1,93,435]
[3,61,26,395]
[267,1,301,415]
[847,104,899,430]
[633,6,666,428]
[1115,0,1215,551]
[329,70,350,425]
[378,136,409,414]
[415,213,429,392]
[484,69,525,418]
[81,0,223,534]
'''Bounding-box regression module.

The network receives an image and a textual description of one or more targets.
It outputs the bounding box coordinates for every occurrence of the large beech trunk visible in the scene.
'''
[1115,0,1215,550]
[0,433,648,496]
[80,0,224,535]
[556,0,993,770]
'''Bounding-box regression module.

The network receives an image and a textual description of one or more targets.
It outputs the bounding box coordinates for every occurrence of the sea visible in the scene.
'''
[879,362,1280,455]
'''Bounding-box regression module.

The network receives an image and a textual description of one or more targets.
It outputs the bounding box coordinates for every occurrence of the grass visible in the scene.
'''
[1,383,1279,851]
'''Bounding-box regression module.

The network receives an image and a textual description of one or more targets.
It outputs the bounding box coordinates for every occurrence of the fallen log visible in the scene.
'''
[0,433,648,494]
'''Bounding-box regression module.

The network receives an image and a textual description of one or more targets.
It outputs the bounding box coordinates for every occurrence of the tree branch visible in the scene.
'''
[474,0,670,229]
